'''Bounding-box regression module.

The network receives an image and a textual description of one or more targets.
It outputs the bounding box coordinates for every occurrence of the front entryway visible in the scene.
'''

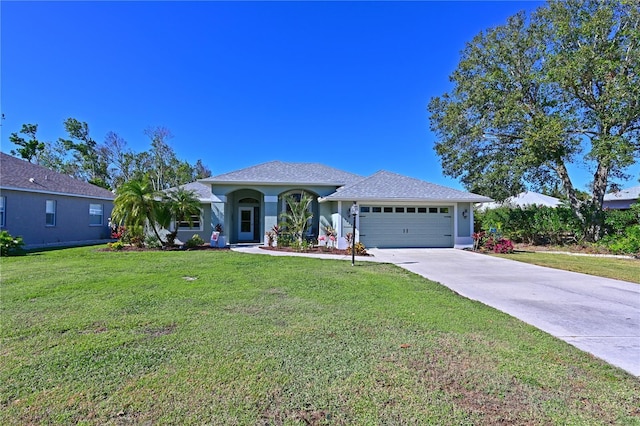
[238,207,255,241]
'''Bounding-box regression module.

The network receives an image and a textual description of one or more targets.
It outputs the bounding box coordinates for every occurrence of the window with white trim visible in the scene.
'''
[46,200,56,226]
[89,203,103,226]
[0,196,5,227]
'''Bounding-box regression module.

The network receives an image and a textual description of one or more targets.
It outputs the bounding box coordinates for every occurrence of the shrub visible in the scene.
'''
[493,238,514,254]
[476,205,582,245]
[347,242,368,256]
[107,241,124,251]
[121,225,145,248]
[277,232,294,248]
[144,235,162,249]
[0,231,24,256]
[602,225,640,255]
[186,234,204,248]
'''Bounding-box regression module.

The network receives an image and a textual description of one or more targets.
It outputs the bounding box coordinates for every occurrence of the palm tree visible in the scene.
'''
[161,187,201,246]
[279,192,314,244]
[111,179,164,244]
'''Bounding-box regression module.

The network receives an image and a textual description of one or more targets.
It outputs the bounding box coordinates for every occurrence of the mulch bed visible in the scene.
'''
[260,246,352,255]
[99,244,229,252]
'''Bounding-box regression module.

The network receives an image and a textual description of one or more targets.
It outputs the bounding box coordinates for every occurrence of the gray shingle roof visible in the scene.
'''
[0,152,115,199]
[321,170,492,202]
[604,186,640,201]
[166,181,214,202]
[202,161,363,186]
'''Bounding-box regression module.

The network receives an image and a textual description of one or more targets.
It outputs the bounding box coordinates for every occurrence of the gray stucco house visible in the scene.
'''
[0,152,115,248]
[603,186,640,210]
[191,161,491,249]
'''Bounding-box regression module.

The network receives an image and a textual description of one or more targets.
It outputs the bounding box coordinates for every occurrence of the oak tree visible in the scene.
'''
[428,0,639,240]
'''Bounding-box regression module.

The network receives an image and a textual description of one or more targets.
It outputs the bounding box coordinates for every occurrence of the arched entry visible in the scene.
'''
[238,197,259,241]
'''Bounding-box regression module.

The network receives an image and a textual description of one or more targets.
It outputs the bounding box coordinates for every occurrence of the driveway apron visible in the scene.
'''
[368,248,640,377]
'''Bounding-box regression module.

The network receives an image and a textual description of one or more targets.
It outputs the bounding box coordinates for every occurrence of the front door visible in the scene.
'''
[238,207,254,241]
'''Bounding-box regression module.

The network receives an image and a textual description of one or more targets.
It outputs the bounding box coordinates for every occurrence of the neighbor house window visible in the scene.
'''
[46,200,56,226]
[0,196,5,227]
[89,203,103,226]
[178,212,202,229]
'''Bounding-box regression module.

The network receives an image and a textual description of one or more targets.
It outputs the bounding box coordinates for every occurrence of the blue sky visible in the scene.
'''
[4,0,634,192]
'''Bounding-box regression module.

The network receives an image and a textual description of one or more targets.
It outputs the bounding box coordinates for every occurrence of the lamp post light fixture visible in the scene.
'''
[350,201,358,266]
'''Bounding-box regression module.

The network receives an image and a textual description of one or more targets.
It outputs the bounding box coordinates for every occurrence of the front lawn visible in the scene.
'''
[494,251,640,284]
[1,247,638,424]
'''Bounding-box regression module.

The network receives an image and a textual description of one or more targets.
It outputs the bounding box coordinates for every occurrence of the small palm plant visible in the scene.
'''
[279,193,314,244]
[111,179,165,244]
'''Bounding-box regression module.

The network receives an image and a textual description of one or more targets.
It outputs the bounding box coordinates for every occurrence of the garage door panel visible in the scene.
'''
[359,207,453,248]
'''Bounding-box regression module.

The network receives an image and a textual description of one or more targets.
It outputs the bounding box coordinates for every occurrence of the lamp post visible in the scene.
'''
[350,201,358,266]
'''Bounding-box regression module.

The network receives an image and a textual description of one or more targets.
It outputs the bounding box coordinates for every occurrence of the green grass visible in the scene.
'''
[494,251,640,284]
[1,246,639,425]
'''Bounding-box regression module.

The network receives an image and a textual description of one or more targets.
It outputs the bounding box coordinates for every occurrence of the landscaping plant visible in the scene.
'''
[0,231,24,256]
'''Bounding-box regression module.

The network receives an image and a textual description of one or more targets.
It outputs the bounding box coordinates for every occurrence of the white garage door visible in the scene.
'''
[358,206,453,248]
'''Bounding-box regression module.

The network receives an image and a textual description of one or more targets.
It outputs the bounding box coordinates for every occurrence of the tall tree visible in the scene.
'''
[59,118,110,188]
[145,126,177,191]
[428,0,640,241]
[9,124,45,163]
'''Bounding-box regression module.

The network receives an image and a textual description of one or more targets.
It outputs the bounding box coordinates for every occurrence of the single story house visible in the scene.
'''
[603,186,640,210]
[477,191,563,211]
[0,152,115,248]
[194,161,491,249]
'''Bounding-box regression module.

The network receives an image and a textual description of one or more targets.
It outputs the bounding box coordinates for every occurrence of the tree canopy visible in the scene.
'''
[428,0,639,240]
[7,119,212,191]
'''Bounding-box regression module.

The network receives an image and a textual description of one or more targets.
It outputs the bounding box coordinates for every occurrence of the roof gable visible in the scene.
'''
[0,152,115,199]
[322,170,492,202]
[202,161,362,186]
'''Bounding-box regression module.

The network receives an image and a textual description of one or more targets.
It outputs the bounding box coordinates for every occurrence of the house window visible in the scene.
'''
[89,203,103,226]
[178,212,202,230]
[46,200,56,226]
[360,206,370,213]
[0,196,5,227]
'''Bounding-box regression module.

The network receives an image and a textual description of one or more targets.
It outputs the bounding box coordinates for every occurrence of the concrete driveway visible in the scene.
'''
[368,248,640,377]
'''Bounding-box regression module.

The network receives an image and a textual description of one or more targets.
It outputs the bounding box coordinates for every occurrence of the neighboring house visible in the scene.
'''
[478,191,563,211]
[603,186,640,210]
[198,161,491,249]
[0,152,115,248]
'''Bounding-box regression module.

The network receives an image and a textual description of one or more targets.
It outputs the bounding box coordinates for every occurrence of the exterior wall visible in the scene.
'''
[1,189,113,248]
[603,199,636,210]
[175,202,212,245]
[454,202,473,249]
